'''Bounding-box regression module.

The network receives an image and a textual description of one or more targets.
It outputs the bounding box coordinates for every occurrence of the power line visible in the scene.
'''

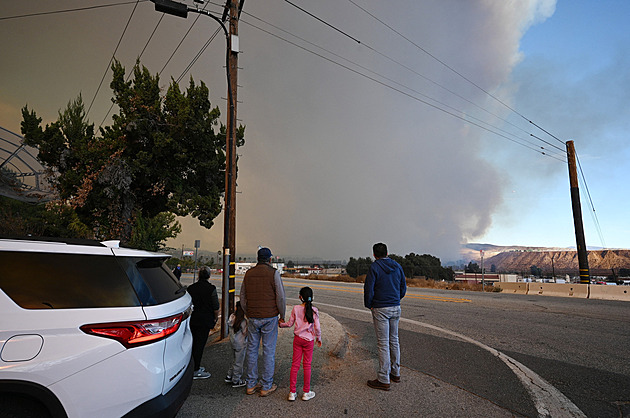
[241,9,565,162]
[530,134,565,153]
[278,1,564,157]
[576,151,606,248]
[99,13,166,128]
[345,0,567,148]
[103,1,222,125]
[13,0,567,163]
[158,2,216,77]
[4,1,156,127]
[243,10,552,155]
[284,0,361,44]
[0,0,148,21]
[358,40,567,154]
[243,10,569,162]
[528,120,565,145]
[176,27,222,84]
[253,9,538,152]
[241,17,564,162]
[86,0,141,117]
[138,13,165,60]
[12,0,564,160]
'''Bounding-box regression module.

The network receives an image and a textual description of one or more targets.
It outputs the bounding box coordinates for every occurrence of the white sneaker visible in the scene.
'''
[288,392,297,401]
[301,391,315,401]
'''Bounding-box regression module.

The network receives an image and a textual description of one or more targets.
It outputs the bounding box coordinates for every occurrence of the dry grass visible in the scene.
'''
[282,274,500,292]
[406,277,499,292]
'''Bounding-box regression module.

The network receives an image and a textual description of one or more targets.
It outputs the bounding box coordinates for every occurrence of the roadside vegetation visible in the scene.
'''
[6,60,243,251]
[282,273,501,292]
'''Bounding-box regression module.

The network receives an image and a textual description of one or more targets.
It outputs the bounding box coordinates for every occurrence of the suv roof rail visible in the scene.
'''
[101,240,121,248]
[0,236,108,247]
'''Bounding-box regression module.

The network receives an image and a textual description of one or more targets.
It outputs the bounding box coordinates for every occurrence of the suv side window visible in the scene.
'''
[118,257,184,306]
[0,251,140,309]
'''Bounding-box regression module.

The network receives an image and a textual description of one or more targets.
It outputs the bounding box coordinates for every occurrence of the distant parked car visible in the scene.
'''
[0,237,193,417]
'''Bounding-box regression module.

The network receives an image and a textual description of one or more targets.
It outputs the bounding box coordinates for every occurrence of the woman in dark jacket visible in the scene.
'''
[187,266,220,379]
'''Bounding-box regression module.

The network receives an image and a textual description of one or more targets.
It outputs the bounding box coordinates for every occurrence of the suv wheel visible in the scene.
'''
[0,394,52,418]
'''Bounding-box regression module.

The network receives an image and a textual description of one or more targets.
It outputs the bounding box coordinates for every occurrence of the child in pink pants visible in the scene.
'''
[279,287,322,401]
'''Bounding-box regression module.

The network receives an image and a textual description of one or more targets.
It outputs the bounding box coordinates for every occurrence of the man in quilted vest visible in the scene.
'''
[240,247,286,396]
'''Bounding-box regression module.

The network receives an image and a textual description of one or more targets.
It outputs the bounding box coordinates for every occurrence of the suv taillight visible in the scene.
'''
[80,313,184,349]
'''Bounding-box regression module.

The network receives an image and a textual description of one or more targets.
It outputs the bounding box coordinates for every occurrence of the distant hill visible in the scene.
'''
[460,243,569,260]
[463,244,630,276]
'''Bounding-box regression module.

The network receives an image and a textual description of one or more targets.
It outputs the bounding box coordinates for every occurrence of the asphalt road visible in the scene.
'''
[181,274,630,417]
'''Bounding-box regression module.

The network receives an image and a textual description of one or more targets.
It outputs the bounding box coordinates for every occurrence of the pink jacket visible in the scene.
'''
[280,304,321,342]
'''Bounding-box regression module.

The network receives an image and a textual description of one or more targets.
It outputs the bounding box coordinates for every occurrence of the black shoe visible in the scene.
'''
[367,379,390,391]
[232,379,247,388]
[390,373,401,383]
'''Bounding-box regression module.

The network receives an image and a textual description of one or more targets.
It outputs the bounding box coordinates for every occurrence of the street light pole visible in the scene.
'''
[150,0,242,339]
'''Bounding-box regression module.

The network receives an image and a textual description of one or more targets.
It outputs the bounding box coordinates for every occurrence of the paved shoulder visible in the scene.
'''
[177,309,513,417]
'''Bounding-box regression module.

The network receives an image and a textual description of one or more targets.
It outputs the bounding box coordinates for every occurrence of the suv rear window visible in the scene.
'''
[0,251,140,309]
[117,257,184,305]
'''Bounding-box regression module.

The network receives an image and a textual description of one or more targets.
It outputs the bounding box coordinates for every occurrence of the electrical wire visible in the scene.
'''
[576,151,606,248]
[278,1,614,245]
[8,0,567,163]
[284,0,361,44]
[279,0,565,158]
[244,13,564,159]
[9,0,565,161]
[241,17,565,162]
[158,2,216,77]
[102,1,223,125]
[345,0,567,148]
[98,12,166,129]
[240,10,566,162]
[176,27,222,84]
[0,1,148,21]
[245,9,561,156]
[86,0,141,117]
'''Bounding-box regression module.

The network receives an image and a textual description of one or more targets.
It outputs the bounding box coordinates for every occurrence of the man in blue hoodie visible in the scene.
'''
[364,242,407,391]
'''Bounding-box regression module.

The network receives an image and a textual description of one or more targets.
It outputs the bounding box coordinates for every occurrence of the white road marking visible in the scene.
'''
[315,301,586,418]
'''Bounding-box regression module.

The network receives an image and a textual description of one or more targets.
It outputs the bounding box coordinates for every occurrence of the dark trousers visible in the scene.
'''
[190,319,212,371]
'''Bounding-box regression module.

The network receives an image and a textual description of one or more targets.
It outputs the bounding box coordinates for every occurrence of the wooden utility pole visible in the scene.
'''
[566,140,590,284]
[221,0,241,339]
[150,0,243,340]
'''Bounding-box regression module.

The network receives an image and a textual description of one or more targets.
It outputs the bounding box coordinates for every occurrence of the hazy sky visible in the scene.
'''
[1,0,628,262]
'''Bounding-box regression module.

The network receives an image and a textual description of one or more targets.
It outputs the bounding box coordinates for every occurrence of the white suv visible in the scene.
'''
[0,237,193,417]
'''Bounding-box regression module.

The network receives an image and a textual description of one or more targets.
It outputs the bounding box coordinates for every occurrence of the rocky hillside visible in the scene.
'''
[484,249,630,275]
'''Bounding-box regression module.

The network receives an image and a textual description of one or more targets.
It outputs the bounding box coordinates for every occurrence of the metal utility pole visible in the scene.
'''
[566,140,590,284]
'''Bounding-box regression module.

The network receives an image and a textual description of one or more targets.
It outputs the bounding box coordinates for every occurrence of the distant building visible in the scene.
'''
[235,262,284,275]
[454,272,517,283]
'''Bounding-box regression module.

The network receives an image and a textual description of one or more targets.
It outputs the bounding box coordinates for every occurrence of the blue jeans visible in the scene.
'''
[371,305,401,384]
[246,316,279,390]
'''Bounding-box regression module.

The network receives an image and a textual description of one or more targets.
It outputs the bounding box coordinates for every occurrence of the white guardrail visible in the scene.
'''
[496,282,630,301]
